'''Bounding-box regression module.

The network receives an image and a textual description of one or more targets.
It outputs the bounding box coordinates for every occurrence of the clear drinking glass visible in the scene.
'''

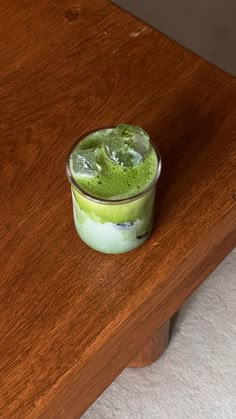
[66,128,161,254]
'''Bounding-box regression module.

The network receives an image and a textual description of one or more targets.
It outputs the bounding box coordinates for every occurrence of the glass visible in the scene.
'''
[66,128,161,254]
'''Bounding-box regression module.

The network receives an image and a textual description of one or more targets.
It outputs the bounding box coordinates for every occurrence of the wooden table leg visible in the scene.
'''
[128,320,170,368]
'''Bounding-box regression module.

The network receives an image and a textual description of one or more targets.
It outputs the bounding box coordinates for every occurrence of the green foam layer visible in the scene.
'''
[70,128,158,200]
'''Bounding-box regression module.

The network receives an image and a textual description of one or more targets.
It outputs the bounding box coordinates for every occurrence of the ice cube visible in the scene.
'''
[116,222,135,230]
[104,124,150,167]
[70,148,101,178]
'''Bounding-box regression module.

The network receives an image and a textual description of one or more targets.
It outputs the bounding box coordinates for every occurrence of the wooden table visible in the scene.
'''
[1,1,235,417]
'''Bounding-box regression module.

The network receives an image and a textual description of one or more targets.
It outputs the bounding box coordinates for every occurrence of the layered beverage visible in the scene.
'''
[66,124,161,254]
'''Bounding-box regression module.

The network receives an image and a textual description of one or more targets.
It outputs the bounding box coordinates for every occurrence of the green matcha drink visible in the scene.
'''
[66,124,161,254]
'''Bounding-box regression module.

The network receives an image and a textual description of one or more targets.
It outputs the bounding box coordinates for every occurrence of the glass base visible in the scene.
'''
[72,194,152,254]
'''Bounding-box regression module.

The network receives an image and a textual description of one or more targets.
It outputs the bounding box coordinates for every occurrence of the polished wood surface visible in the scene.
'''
[0,0,235,418]
[128,320,170,367]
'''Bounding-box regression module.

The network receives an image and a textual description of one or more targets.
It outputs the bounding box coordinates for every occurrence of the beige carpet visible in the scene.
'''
[83,249,236,419]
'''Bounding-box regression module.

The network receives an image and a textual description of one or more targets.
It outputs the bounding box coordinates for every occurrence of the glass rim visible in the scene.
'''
[66,126,162,205]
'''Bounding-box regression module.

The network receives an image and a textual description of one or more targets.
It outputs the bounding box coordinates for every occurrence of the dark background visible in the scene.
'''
[112,0,236,76]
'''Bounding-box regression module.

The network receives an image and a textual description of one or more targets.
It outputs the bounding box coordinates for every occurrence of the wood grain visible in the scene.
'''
[0,0,235,418]
[128,320,170,367]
